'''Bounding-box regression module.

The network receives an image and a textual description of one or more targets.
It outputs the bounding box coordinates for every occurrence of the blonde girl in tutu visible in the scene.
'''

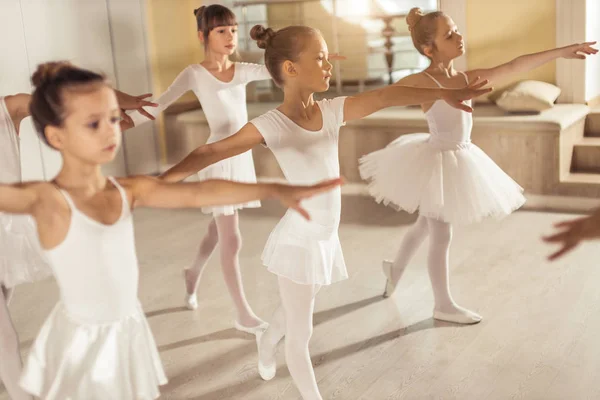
[2,61,341,400]
[359,7,597,324]
[159,22,491,399]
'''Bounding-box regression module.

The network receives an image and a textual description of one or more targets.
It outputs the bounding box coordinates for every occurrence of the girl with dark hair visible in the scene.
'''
[129,4,275,334]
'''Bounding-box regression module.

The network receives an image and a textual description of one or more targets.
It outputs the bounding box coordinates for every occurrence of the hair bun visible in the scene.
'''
[31,61,72,88]
[250,25,275,49]
[193,6,204,17]
[406,7,424,31]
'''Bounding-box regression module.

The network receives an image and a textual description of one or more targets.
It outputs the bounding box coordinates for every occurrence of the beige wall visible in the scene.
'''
[264,0,557,88]
[266,2,369,81]
[466,0,556,93]
[146,0,203,160]
[146,0,203,101]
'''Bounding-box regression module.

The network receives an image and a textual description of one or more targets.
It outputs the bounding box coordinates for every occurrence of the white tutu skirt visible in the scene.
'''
[359,133,526,225]
[0,213,52,288]
[262,209,347,285]
[20,302,167,400]
[197,148,260,216]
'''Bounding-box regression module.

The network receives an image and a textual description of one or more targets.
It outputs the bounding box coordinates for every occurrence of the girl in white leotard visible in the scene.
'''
[360,8,597,325]
[3,61,339,400]
[0,89,156,400]
[130,4,273,334]
[159,23,491,400]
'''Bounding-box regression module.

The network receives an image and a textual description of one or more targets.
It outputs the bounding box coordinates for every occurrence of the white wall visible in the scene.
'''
[0,0,159,181]
[585,0,600,102]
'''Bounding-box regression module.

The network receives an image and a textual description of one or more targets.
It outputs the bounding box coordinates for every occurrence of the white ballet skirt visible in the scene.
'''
[359,72,525,225]
[21,302,165,400]
[0,96,52,287]
[20,177,167,399]
[360,133,526,224]
[198,132,260,216]
[251,98,348,285]
[262,203,347,285]
[130,62,271,216]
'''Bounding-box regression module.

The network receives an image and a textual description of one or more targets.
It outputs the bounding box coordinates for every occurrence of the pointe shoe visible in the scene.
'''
[433,308,482,325]
[382,260,396,298]
[183,269,198,310]
[255,330,276,381]
[234,320,269,335]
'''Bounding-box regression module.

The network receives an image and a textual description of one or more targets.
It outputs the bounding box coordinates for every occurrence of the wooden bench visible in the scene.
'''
[164,102,593,199]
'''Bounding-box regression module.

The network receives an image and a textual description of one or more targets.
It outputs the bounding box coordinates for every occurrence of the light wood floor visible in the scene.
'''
[2,197,600,400]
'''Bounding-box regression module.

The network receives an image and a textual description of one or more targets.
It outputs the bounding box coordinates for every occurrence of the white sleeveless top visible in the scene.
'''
[422,71,473,150]
[20,178,168,398]
[47,177,139,323]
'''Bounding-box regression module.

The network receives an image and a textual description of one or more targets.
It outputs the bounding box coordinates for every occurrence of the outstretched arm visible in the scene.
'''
[160,123,264,183]
[467,42,597,85]
[114,90,158,122]
[128,176,343,220]
[2,91,150,133]
[126,67,195,127]
[343,77,492,122]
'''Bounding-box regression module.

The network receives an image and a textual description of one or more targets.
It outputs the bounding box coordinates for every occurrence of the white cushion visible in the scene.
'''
[496,80,561,112]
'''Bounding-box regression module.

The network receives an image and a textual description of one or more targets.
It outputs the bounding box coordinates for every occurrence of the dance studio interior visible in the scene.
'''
[1,0,600,399]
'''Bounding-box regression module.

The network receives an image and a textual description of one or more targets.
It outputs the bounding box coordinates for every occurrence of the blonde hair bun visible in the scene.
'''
[406,7,424,31]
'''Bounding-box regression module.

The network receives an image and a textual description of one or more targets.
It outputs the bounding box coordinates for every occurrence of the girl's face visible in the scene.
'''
[202,24,238,56]
[287,33,333,92]
[46,85,122,165]
[429,16,465,62]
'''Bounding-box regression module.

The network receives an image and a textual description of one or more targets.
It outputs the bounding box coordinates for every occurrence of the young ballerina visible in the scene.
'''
[129,4,275,333]
[0,90,156,400]
[359,8,598,325]
[159,23,491,399]
[2,61,341,400]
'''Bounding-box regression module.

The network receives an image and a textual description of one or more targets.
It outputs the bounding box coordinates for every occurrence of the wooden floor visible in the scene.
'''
[3,197,600,400]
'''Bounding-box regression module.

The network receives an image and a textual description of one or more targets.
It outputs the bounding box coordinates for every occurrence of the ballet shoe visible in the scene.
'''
[234,320,268,335]
[256,330,276,381]
[184,292,198,310]
[183,269,198,310]
[433,308,482,325]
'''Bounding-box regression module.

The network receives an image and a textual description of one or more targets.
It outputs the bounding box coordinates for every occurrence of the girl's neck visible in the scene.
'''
[280,88,317,120]
[54,159,106,195]
[202,52,231,71]
[426,59,457,77]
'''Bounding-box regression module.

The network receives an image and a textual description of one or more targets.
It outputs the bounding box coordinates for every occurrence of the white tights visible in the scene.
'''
[259,277,323,400]
[184,213,263,327]
[390,216,478,318]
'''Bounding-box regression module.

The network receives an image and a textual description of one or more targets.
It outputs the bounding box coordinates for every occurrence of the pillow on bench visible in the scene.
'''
[496,80,561,113]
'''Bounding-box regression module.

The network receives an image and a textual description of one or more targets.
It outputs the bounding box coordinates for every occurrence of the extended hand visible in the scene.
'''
[562,41,598,60]
[441,77,492,113]
[274,178,344,220]
[115,91,158,121]
[543,209,600,260]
